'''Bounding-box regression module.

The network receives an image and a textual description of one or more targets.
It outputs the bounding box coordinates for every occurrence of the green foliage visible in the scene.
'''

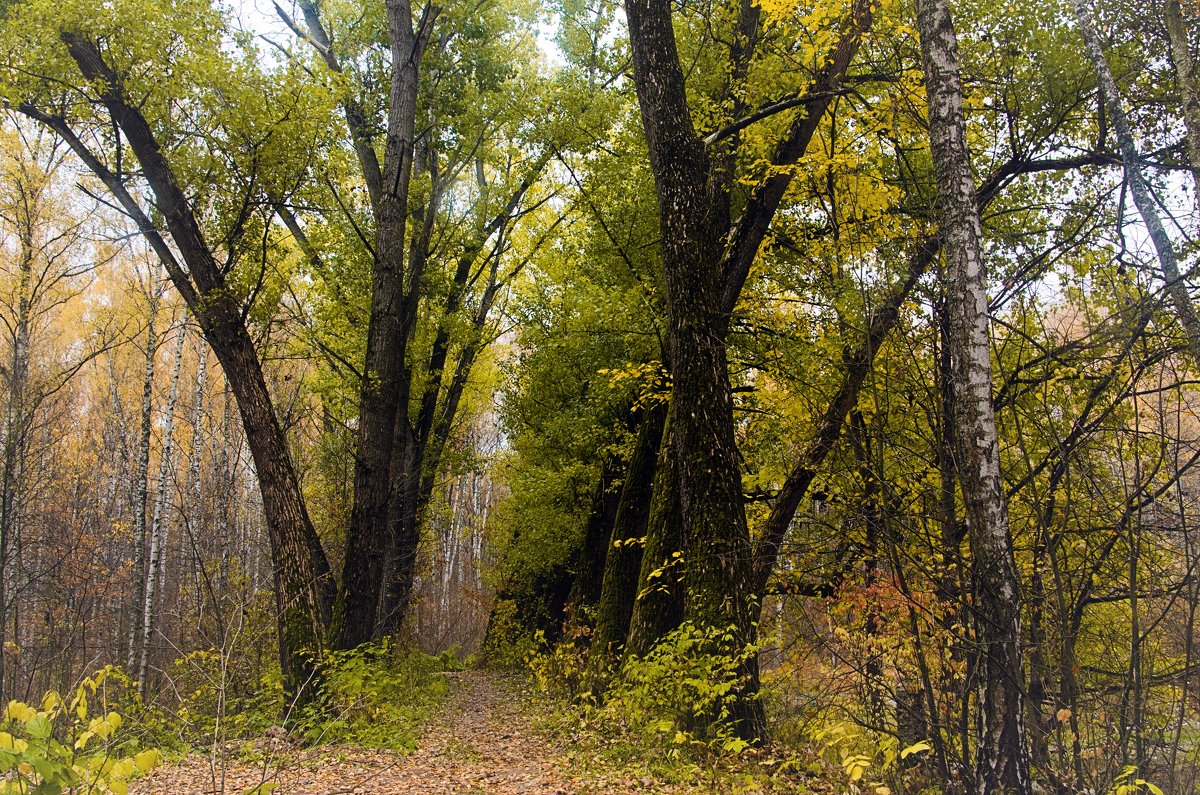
[600,623,758,758]
[808,721,935,794]
[169,649,284,745]
[0,667,161,795]
[527,622,759,765]
[170,642,453,755]
[482,599,542,670]
[527,628,596,701]
[290,642,449,753]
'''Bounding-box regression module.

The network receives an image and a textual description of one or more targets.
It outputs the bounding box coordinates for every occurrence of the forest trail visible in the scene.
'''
[130,671,668,795]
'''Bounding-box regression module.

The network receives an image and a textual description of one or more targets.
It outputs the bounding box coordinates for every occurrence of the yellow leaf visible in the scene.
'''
[110,758,135,780]
[134,749,161,772]
[4,701,34,723]
[900,740,932,759]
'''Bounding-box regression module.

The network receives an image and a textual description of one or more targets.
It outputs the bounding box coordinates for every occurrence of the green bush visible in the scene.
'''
[483,599,540,670]
[600,622,757,758]
[292,641,449,752]
[527,626,597,703]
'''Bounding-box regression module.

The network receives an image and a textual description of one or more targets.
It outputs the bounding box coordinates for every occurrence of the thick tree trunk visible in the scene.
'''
[915,0,1031,791]
[335,132,420,649]
[624,0,765,739]
[330,0,437,650]
[565,457,623,626]
[377,429,423,638]
[590,401,668,664]
[626,409,685,657]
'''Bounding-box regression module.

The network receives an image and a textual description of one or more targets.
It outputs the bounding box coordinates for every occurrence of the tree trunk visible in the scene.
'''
[127,279,160,674]
[591,401,668,665]
[565,456,623,626]
[186,344,208,625]
[0,212,33,699]
[1072,0,1200,366]
[1166,0,1200,198]
[330,0,435,651]
[623,0,765,739]
[137,318,186,693]
[915,0,1031,790]
[626,407,685,656]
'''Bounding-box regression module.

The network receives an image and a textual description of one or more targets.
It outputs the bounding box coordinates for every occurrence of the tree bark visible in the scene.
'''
[625,408,685,657]
[915,0,1032,790]
[332,2,429,647]
[565,456,623,626]
[623,0,766,739]
[127,278,160,674]
[591,401,668,664]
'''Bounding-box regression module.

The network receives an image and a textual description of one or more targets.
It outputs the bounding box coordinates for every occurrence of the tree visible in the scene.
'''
[620,0,875,736]
[0,0,335,698]
[915,0,1031,788]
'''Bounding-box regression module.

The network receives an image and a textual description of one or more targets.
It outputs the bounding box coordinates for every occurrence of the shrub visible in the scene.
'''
[482,599,539,670]
[599,622,758,758]
[0,667,162,794]
[291,641,449,752]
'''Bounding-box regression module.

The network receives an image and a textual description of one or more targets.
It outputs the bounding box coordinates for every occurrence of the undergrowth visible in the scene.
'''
[292,641,451,752]
[526,622,826,793]
[168,640,455,755]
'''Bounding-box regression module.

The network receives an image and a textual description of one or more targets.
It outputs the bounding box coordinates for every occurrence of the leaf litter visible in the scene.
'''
[130,671,687,794]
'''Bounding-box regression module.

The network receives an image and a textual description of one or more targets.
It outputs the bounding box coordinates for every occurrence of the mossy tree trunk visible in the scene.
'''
[590,401,668,669]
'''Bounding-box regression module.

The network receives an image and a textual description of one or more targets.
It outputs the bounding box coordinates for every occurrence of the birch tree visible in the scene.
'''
[915,0,1032,790]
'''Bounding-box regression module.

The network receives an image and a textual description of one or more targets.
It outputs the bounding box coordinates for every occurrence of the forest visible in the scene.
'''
[0,0,1196,791]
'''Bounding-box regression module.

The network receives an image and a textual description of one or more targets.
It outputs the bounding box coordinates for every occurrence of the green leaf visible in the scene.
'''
[24,715,51,740]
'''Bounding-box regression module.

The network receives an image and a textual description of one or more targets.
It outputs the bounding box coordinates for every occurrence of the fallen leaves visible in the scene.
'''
[130,672,673,794]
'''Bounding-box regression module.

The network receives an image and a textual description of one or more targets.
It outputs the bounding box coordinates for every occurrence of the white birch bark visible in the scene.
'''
[915,0,1031,790]
[136,316,187,691]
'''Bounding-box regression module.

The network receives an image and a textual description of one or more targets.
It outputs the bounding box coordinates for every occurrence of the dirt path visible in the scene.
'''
[130,671,654,794]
